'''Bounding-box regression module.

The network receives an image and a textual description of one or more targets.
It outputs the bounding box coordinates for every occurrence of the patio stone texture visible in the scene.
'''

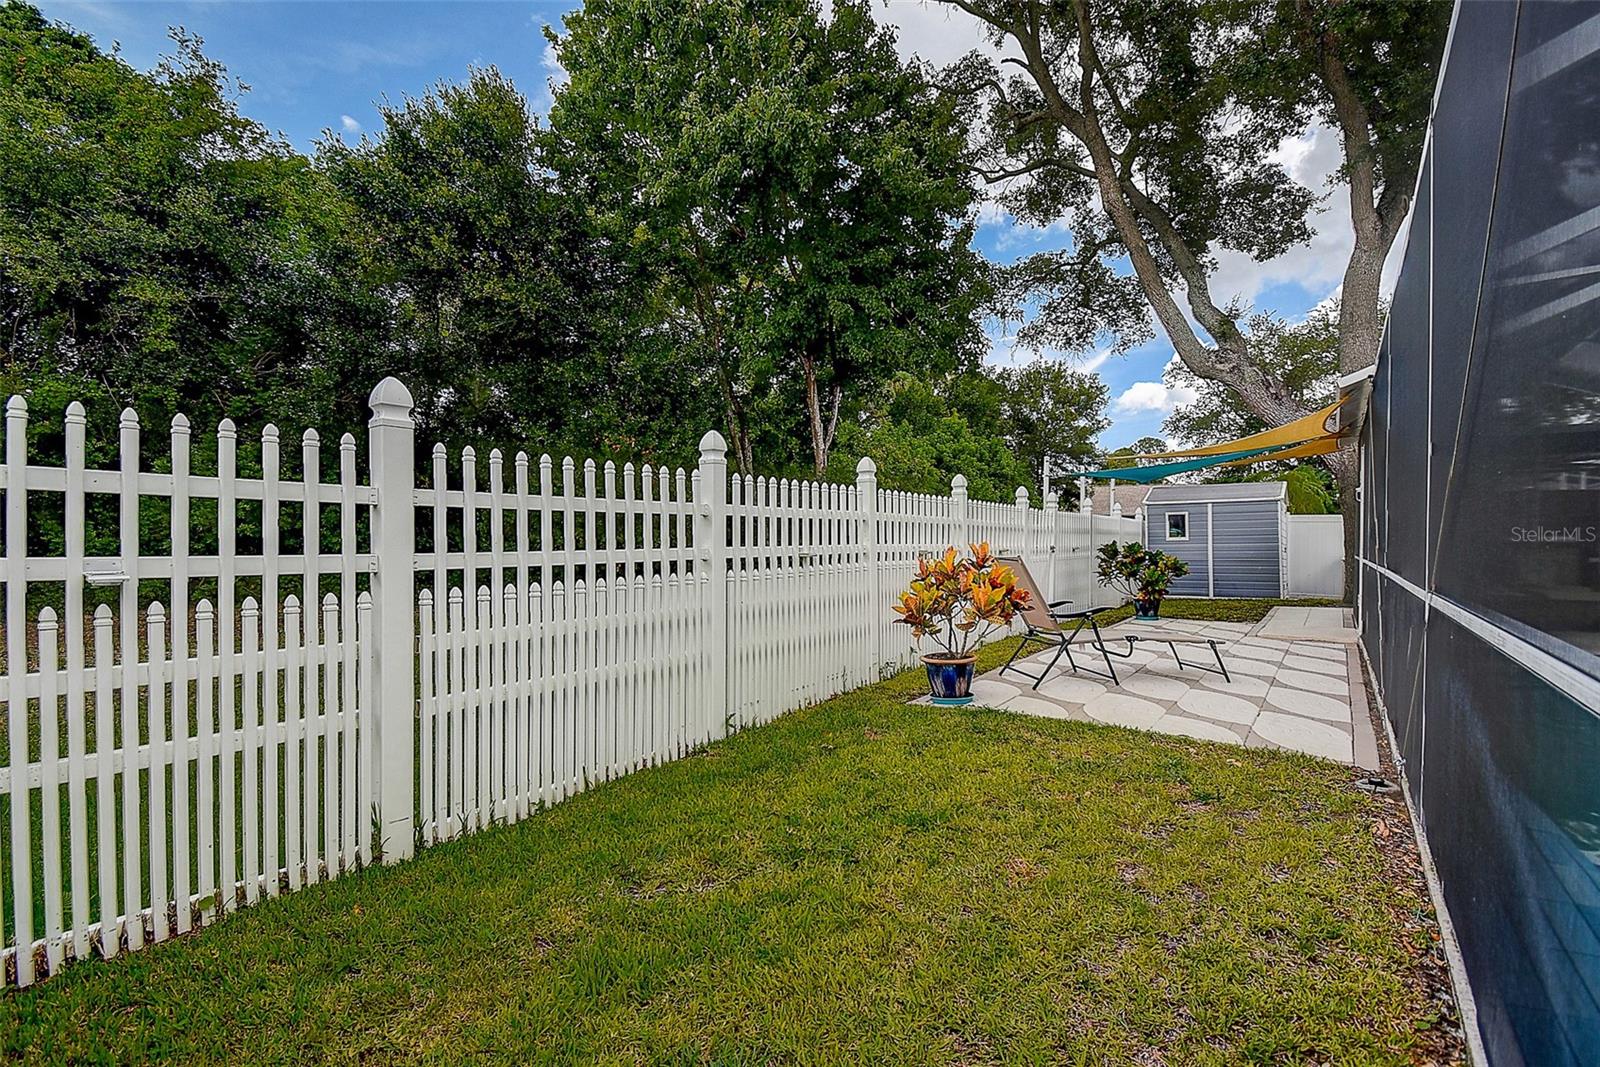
[938,607,1373,766]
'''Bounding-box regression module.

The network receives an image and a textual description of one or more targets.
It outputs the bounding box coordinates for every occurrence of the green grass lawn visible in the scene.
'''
[1094,595,1347,625]
[0,628,1451,1065]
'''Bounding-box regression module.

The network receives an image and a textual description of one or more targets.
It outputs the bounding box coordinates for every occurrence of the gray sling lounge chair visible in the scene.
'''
[996,556,1231,689]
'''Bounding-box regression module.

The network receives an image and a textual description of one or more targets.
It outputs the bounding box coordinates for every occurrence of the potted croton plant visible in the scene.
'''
[1095,540,1190,620]
[892,542,1031,705]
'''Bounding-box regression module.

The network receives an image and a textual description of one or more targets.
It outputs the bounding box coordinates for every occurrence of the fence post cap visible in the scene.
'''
[6,395,26,415]
[855,456,876,476]
[698,429,727,456]
[367,376,414,417]
[1015,486,1030,506]
[951,473,968,491]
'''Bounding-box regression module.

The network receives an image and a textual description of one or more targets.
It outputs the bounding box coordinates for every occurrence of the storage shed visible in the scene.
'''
[1141,482,1288,598]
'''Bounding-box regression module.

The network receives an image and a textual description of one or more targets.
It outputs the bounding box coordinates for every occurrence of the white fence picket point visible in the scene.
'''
[417,588,436,844]
[488,450,506,820]
[320,593,339,876]
[64,402,90,962]
[39,607,63,974]
[260,425,280,901]
[195,600,216,924]
[300,428,320,885]
[339,434,358,870]
[356,590,375,865]
[148,602,170,940]
[92,604,117,957]
[283,595,302,890]
[514,451,531,820]
[242,597,260,906]
[5,396,32,983]
[217,418,238,919]
[117,407,145,952]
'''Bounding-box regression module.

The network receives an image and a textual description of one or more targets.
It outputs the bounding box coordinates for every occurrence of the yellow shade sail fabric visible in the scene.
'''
[1214,435,1343,467]
[1137,399,1344,460]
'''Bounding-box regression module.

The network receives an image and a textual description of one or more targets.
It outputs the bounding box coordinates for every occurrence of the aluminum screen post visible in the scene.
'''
[696,431,729,742]
[856,457,881,674]
[367,377,416,863]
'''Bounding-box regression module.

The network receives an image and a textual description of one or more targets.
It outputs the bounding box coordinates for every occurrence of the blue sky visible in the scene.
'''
[38,1,1353,452]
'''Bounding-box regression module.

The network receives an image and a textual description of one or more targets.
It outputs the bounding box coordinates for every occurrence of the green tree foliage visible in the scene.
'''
[1164,305,1340,446]
[1165,305,1342,514]
[1104,436,1168,471]
[991,359,1108,496]
[0,0,1109,518]
[824,373,1033,503]
[317,69,715,464]
[547,0,991,476]
[0,3,368,445]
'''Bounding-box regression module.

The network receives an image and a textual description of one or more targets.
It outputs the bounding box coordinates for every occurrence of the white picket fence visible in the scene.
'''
[0,378,1137,986]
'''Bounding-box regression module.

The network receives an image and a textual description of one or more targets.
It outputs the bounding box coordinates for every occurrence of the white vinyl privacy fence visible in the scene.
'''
[0,378,1138,986]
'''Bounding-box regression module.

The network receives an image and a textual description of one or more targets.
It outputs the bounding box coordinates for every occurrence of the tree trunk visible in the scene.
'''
[1324,447,1360,606]
[802,356,842,478]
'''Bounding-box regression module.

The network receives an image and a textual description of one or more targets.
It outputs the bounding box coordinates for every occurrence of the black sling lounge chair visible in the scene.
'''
[995,556,1231,689]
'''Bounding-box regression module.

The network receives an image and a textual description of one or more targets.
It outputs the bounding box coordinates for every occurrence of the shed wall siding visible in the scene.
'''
[1147,505,1210,596]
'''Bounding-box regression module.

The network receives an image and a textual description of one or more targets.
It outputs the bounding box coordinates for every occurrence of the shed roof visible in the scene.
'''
[1144,481,1287,504]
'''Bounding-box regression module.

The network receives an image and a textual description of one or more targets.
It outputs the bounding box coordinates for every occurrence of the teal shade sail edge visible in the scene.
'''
[1076,445,1283,483]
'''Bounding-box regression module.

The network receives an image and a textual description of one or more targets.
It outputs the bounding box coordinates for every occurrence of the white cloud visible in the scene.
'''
[339,114,362,134]
[983,322,1113,374]
[1110,360,1198,416]
[877,0,1008,67]
[541,35,569,88]
[1204,125,1350,311]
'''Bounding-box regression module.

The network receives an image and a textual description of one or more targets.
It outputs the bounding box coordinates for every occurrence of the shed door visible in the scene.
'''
[1212,501,1282,597]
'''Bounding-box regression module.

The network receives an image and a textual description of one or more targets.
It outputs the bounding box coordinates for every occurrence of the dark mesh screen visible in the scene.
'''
[1360,3,1600,1063]
[1430,1,1600,662]
[1385,158,1431,587]
[1421,611,1600,1066]
[1369,332,1391,571]
[1379,575,1426,794]
[1427,0,1518,580]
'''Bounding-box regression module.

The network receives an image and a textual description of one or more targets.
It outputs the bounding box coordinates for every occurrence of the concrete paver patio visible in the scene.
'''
[943,613,1380,767]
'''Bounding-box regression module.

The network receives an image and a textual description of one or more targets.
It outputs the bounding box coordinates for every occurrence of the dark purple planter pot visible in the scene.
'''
[924,656,977,705]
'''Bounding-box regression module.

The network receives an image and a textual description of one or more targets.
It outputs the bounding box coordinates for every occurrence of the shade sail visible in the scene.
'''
[1077,445,1285,483]
[1137,398,1344,460]
[1214,435,1344,467]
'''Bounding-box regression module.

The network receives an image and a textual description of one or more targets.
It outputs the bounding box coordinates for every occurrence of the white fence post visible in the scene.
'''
[695,431,729,742]
[855,457,880,673]
[950,473,968,548]
[367,378,416,862]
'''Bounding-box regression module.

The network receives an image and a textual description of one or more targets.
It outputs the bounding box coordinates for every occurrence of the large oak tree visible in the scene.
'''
[939,0,1449,599]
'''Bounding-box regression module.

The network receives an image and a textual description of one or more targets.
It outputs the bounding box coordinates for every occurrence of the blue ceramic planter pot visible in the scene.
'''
[924,656,976,705]
[1134,597,1162,620]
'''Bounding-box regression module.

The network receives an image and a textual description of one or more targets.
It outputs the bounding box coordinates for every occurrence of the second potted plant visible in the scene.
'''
[1095,540,1190,619]
[892,542,1030,705]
